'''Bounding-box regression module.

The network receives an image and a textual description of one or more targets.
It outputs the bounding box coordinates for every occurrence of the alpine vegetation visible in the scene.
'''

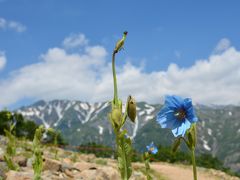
[32,125,45,180]
[3,113,19,171]
[157,95,198,180]
[47,128,59,160]
[108,31,137,180]
[143,142,158,180]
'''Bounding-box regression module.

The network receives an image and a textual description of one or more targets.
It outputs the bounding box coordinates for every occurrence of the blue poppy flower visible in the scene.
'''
[156,95,198,137]
[146,142,158,154]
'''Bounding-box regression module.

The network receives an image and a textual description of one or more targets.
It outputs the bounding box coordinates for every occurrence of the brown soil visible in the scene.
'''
[150,162,240,180]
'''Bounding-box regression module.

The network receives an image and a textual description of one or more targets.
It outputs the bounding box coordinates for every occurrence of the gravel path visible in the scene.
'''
[150,162,240,180]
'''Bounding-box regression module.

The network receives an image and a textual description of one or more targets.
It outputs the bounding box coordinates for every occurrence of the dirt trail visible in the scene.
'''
[150,162,240,180]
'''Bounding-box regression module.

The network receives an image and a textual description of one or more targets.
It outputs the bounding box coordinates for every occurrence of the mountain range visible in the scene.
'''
[16,99,240,173]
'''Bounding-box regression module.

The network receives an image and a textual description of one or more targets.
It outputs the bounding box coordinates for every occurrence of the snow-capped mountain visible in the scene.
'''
[16,100,240,173]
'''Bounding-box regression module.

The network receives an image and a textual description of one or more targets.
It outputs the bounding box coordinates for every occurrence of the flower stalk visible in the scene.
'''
[191,148,197,180]
[143,152,152,180]
[179,124,198,180]
[108,31,136,180]
[143,142,158,180]
[112,51,118,106]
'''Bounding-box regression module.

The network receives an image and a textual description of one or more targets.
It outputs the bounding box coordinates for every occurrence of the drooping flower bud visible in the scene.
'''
[127,95,136,123]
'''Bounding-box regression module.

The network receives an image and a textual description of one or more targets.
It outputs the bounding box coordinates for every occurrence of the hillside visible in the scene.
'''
[0,135,239,180]
[16,100,240,173]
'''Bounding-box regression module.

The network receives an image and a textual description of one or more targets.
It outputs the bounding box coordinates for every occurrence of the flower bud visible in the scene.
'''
[111,108,122,128]
[172,138,181,153]
[187,123,196,148]
[127,95,136,123]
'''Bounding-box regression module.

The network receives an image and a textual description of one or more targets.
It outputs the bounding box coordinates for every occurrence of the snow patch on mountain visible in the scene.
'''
[98,126,103,135]
[207,128,212,136]
[74,104,80,112]
[54,103,63,126]
[203,140,211,151]
[39,114,50,129]
[144,104,155,115]
[65,102,72,111]
[131,116,139,139]
[80,103,89,110]
[82,105,95,124]
[94,102,109,115]
[145,115,155,122]
[47,105,52,115]
[139,111,145,116]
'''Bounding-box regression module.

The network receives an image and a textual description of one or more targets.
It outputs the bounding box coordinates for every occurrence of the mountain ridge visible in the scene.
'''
[15,99,240,173]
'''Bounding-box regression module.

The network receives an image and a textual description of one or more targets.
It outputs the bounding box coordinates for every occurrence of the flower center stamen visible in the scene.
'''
[150,147,154,152]
[175,109,186,120]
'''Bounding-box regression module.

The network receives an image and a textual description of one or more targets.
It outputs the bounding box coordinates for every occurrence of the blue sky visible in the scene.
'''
[0,0,240,109]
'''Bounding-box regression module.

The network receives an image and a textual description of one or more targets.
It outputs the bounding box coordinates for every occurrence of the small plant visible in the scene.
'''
[143,142,158,180]
[157,95,198,180]
[108,31,137,180]
[70,152,78,163]
[95,158,108,165]
[47,128,59,160]
[32,125,45,180]
[3,113,19,171]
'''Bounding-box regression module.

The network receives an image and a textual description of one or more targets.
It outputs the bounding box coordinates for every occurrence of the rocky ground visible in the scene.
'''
[0,135,239,180]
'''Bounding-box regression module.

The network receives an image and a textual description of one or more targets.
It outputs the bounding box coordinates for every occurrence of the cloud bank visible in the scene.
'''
[0,17,26,32]
[0,35,240,108]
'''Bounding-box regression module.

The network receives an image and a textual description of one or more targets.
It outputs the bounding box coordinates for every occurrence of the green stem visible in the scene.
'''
[112,51,118,105]
[144,153,152,180]
[191,148,197,180]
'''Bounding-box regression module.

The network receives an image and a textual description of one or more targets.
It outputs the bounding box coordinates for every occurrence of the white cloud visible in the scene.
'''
[0,17,26,32]
[0,35,240,108]
[8,21,26,32]
[62,33,88,49]
[214,38,231,53]
[0,18,6,28]
[0,51,6,70]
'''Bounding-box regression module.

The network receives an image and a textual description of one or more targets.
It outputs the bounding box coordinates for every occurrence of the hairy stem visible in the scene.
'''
[118,134,129,180]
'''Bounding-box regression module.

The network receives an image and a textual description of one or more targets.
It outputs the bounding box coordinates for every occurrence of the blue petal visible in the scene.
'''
[187,114,198,123]
[156,107,181,129]
[152,148,158,154]
[171,120,189,137]
[146,142,153,151]
[186,108,198,123]
[183,98,193,110]
[184,120,191,133]
[183,98,198,123]
[165,95,184,110]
